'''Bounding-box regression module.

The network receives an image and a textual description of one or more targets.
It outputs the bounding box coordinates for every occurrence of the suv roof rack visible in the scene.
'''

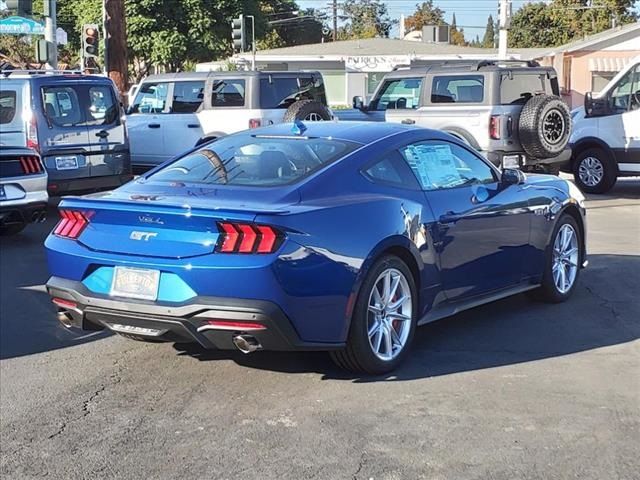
[0,69,84,77]
[475,60,541,70]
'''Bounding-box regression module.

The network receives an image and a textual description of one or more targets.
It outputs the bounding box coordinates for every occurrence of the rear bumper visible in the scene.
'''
[48,173,133,195]
[46,276,344,352]
[0,197,48,224]
[487,148,572,169]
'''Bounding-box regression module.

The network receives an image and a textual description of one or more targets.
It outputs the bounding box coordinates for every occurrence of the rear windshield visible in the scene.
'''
[500,73,555,105]
[42,84,119,127]
[0,90,17,124]
[146,135,359,187]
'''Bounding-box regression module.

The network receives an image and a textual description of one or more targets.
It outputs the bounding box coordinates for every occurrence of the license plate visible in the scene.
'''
[55,156,79,170]
[0,185,5,200]
[503,155,520,169]
[110,266,160,301]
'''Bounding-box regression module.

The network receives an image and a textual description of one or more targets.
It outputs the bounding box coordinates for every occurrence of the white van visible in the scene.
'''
[569,56,640,193]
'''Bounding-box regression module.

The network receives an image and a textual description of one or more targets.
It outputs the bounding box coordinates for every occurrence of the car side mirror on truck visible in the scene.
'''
[353,96,365,110]
[584,91,610,118]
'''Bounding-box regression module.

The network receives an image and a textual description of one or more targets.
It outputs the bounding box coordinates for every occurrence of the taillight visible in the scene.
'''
[216,222,282,254]
[54,210,89,239]
[26,115,39,152]
[18,155,43,174]
[489,115,501,140]
[248,118,261,129]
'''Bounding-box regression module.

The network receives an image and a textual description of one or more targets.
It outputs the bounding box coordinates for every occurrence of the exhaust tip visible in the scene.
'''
[232,334,262,354]
[57,310,74,329]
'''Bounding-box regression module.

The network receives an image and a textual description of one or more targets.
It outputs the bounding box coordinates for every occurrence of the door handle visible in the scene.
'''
[187,124,199,128]
[148,123,161,129]
[401,119,415,125]
[95,130,109,138]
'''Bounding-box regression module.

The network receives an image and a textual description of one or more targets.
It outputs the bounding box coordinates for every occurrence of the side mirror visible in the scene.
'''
[584,91,609,118]
[353,95,365,110]
[501,168,526,185]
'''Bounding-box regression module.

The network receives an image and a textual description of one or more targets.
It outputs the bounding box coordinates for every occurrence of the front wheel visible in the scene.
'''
[530,214,582,303]
[330,255,417,374]
[572,148,617,194]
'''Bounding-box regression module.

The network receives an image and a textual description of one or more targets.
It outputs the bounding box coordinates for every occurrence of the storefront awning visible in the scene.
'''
[588,57,633,72]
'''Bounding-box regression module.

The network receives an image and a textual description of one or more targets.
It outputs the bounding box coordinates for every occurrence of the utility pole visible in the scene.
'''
[43,0,57,70]
[332,0,337,41]
[103,0,128,98]
[498,0,510,60]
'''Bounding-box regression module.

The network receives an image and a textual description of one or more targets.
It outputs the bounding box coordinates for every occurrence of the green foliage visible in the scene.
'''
[404,1,445,33]
[339,0,396,39]
[482,15,495,48]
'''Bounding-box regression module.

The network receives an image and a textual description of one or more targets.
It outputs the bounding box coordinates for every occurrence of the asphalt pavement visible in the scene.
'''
[1,178,639,479]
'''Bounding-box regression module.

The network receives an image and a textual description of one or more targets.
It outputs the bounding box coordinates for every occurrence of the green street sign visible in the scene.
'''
[0,15,44,35]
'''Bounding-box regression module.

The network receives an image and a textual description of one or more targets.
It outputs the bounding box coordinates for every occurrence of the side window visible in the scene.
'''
[171,81,204,113]
[369,78,422,111]
[42,86,83,127]
[130,82,169,114]
[211,79,245,107]
[0,90,17,124]
[500,73,552,105]
[87,86,118,125]
[431,75,484,103]
[363,153,419,189]
[399,141,496,191]
[611,65,640,113]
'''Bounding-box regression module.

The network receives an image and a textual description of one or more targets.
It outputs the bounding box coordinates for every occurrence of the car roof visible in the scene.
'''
[0,72,112,83]
[385,60,554,78]
[248,121,452,145]
[141,70,322,83]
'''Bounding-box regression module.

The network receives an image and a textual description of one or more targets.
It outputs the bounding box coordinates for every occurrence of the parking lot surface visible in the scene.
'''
[1,179,639,479]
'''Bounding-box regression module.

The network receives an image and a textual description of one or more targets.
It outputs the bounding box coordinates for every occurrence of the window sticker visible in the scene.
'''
[404,144,461,189]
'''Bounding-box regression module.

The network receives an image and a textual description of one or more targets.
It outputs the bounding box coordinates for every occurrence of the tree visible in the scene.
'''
[339,0,396,39]
[481,14,495,48]
[405,1,445,33]
[449,12,466,46]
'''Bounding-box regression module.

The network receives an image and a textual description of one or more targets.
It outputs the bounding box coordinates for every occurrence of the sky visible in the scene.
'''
[296,0,640,42]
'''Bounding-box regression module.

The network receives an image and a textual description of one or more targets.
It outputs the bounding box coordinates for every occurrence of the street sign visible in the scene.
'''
[0,15,44,35]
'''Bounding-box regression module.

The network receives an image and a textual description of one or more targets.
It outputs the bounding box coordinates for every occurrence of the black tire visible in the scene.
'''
[529,214,582,303]
[519,95,571,159]
[572,147,617,194]
[330,255,417,374]
[0,222,27,236]
[283,100,331,123]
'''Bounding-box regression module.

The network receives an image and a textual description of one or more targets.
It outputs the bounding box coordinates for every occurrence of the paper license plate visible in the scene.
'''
[55,156,79,170]
[0,185,5,200]
[502,155,521,169]
[110,266,160,301]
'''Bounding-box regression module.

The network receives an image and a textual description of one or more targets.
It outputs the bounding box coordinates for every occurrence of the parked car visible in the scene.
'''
[0,147,47,236]
[568,56,640,193]
[126,70,332,172]
[0,70,132,195]
[341,60,572,173]
[45,121,587,374]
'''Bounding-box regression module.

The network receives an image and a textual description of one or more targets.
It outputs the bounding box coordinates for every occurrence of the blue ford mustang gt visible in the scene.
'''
[45,122,587,373]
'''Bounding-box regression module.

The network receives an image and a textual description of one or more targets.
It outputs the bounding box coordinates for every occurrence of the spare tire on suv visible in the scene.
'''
[518,95,571,159]
[283,99,332,122]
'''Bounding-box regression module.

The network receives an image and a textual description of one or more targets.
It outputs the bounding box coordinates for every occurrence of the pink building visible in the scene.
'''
[535,22,640,108]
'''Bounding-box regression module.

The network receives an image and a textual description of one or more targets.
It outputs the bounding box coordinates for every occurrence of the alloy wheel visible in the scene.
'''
[542,109,566,145]
[552,224,579,294]
[578,156,604,187]
[304,112,323,121]
[367,268,412,361]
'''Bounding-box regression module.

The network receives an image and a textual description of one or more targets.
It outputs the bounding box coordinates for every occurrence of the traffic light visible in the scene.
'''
[232,15,246,53]
[82,24,100,59]
[5,0,33,17]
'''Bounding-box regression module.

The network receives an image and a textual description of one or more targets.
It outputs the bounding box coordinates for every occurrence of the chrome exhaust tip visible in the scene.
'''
[57,310,74,329]
[38,212,47,223]
[232,334,262,354]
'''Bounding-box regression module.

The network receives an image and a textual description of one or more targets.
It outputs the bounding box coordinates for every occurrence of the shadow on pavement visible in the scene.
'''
[0,208,111,360]
[174,253,640,381]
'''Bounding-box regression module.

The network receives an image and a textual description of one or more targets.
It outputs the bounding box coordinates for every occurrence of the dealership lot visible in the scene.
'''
[1,179,639,479]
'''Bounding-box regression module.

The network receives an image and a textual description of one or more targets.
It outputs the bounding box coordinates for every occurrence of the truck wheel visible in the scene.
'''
[572,147,617,194]
[283,100,331,123]
[519,95,571,159]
